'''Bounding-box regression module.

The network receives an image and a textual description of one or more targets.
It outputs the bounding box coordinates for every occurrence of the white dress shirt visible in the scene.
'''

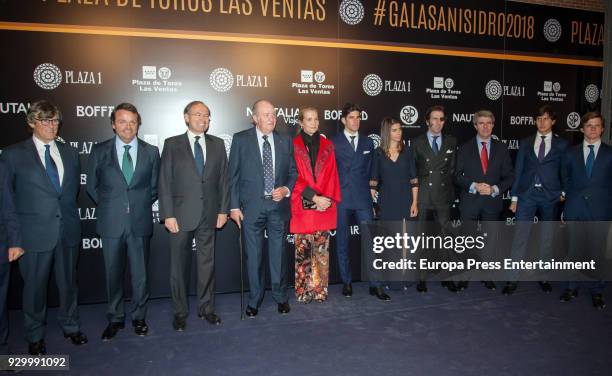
[344,129,358,151]
[186,129,206,164]
[533,132,552,158]
[32,135,64,186]
[583,139,601,162]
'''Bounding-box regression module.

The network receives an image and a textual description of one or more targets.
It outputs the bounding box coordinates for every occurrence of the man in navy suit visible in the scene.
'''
[504,105,569,295]
[87,103,160,340]
[332,103,390,301]
[0,160,24,355]
[455,110,514,290]
[559,112,611,309]
[229,99,297,317]
[0,100,87,355]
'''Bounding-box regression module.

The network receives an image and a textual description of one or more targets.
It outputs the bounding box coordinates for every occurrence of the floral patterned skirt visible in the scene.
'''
[294,231,330,303]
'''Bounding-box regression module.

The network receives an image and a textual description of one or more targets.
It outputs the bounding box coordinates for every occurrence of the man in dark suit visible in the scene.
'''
[229,99,297,317]
[455,110,514,290]
[412,105,457,292]
[158,101,229,331]
[560,112,611,309]
[0,160,24,355]
[87,103,160,340]
[503,105,569,295]
[0,100,87,355]
[331,103,390,301]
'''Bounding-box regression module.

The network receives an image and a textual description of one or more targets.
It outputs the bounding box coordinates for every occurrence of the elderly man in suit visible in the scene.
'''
[87,103,160,340]
[412,105,457,293]
[503,105,569,295]
[331,103,390,301]
[158,101,229,331]
[455,110,514,290]
[560,112,611,309]
[0,100,87,355]
[0,160,24,355]
[229,99,297,317]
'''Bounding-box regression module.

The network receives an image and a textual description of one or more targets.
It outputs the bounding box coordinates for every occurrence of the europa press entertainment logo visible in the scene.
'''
[33,63,62,90]
[362,74,383,96]
[209,67,234,92]
[339,0,364,25]
[543,19,562,42]
[485,80,503,101]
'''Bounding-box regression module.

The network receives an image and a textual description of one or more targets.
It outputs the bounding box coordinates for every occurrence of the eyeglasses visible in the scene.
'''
[115,120,138,127]
[35,118,60,126]
[189,112,211,119]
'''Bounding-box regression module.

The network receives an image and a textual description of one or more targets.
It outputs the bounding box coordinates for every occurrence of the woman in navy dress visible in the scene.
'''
[371,117,419,221]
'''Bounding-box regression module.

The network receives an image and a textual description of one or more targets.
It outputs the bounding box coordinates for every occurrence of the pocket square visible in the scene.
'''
[363,150,371,154]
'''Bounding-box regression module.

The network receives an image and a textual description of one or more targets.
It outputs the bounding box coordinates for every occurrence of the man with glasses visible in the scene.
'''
[86,103,160,340]
[158,101,229,331]
[0,100,87,355]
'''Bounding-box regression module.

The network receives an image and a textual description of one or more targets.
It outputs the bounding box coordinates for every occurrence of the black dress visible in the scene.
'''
[372,147,418,221]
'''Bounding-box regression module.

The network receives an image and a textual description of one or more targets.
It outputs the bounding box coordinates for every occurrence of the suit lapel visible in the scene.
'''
[249,128,264,176]
[202,135,214,181]
[130,139,147,186]
[110,138,128,187]
[26,138,59,195]
[273,131,282,179]
[181,132,201,178]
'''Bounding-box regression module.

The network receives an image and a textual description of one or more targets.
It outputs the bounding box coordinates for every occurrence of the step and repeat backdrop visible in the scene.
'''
[0,0,604,306]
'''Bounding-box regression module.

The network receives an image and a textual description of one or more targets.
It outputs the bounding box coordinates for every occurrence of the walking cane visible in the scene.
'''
[238,222,245,320]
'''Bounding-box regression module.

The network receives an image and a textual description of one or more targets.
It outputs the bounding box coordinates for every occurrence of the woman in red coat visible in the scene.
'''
[291,107,341,303]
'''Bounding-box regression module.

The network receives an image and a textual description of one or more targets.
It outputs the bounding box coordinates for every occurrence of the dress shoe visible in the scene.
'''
[342,283,353,297]
[441,281,458,293]
[278,302,291,314]
[369,286,391,301]
[198,312,221,325]
[172,316,186,331]
[457,281,469,291]
[132,319,149,336]
[482,281,496,290]
[416,281,428,293]
[559,289,578,302]
[101,322,125,341]
[539,281,552,293]
[245,306,258,318]
[592,294,606,310]
[502,282,518,295]
[64,331,88,345]
[28,340,46,355]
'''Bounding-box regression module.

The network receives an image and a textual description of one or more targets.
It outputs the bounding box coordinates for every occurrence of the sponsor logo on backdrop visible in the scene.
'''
[427,76,462,100]
[291,69,335,95]
[485,80,525,100]
[210,67,268,92]
[245,106,300,125]
[566,112,581,130]
[33,63,102,90]
[0,102,29,114]
[400,105,418,127]
[78,207,96,221]
[584,84,600,103]
[218,134,233,157]
[323,109,369,121]
[537,81,567,102]
[543,19,562,42]
[509,116,534,126]
[368,134,381,149]
[76,105,114,118]
[452,113,474,124]
[82,238,103,250]
[339,0,364,25]
[501,139,520,150]
[362,73,411,96]
[571,21,604,46]
[132,65,182,93]
[69,141,97,155]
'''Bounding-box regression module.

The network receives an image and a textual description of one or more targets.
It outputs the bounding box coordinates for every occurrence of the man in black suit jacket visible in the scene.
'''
[455,110,514,290]
[411,105,457,292]
[87,103,160,340]
[0,160,24,355]
[229,99,297,318]
[158,101,229,331]
[0,100,87,355]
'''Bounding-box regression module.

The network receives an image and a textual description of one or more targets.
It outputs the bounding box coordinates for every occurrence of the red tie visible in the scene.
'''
[480,142,488,174]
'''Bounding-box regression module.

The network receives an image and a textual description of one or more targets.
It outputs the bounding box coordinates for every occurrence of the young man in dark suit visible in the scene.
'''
[87,103,160,340]
[229,99,297,317]
[455,110,514,290]
[0,100,87,355]
[331,103,390,301]
[158,101,229,330]
[560,112,611,309]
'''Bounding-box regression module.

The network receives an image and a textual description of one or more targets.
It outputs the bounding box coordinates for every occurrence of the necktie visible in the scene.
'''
[537,135,546,161]
[44,144,61,193]
[585,145,595,178]
[122,145,134,184]
[349,135,356,152]
[480,142,488,174]
[262,135,274,194]
[194,135,204,177]
[432,136,439,155]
